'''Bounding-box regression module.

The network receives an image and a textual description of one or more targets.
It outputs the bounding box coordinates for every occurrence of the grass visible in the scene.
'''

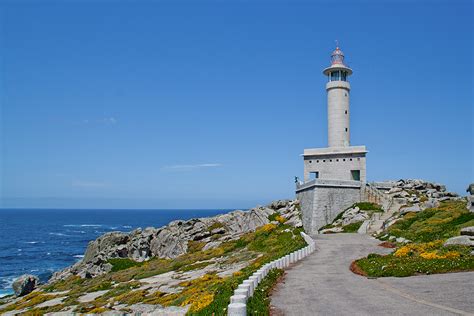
[353,202,383,212]
[246,268,284,315]
[355,200,474,277]
[342,221,363,233]
[355,247,474,277]
[386,200,474,242]
[108,258,145,272]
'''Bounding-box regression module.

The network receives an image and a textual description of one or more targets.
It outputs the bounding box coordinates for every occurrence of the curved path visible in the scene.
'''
[271,234,474,316]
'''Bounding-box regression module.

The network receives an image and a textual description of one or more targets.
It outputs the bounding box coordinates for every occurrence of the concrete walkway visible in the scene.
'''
[271,234,474,316]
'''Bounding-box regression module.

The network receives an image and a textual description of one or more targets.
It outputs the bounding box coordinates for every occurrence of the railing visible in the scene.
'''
[227,232,316,316]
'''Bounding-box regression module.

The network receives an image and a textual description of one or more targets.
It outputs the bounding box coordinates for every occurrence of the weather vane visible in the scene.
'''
[335,39,339,48]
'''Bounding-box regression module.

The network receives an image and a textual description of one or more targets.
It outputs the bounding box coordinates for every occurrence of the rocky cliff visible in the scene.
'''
[50,200,302,282]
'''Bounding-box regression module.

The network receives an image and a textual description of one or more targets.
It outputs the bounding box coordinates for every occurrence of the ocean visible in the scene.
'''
[0,208,231,297]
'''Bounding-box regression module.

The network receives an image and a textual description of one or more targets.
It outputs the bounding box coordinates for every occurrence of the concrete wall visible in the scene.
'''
[296,180,362,234]
[303,153,366,182]
[327,81,351,147]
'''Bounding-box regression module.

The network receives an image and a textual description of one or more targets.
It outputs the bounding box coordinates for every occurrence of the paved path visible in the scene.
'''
[271,234,474,316]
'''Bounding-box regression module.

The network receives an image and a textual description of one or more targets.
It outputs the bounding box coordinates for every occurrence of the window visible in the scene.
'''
[323,160,326,162]
[329,159,332,162]
[309,172,319,180]
[345,93,348,97]
[316,160,319,163]
[341,71,347,81]
[330,71,340,81]
[351,170,361,181]
[345,128,348,132]
[343,159,346,161]
[350,158,353,161]
[336,159,339,162]
[309,160,312,163]
[345,110,348,114]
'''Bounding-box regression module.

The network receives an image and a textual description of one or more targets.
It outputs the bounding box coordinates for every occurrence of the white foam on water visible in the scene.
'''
[73,255,84,259]
[48,232,69,237]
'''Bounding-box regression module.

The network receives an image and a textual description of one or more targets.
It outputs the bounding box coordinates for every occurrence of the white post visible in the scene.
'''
[243,280,254,296]
[230,295,247,304]
[228,302,246,316]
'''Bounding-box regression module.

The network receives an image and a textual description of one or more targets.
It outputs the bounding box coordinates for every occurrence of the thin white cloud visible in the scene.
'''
[162,163,223,171]
[72,181,107,188]
[81,117,117,125]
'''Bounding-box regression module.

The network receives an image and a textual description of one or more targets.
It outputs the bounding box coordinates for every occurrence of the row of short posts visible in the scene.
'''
[227,232,315,316]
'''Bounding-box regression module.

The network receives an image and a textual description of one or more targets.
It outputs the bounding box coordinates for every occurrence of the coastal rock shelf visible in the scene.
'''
[51,200,302,282]
[227,232,315,316]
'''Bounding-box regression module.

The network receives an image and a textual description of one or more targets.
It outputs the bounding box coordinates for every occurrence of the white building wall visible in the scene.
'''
[327,81,350,147]
[303,153,366,182]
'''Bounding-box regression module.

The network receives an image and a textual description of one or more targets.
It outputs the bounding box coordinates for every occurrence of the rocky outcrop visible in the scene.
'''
[50,200,301,282]
[378,179,464,230]
[12,274,39,297]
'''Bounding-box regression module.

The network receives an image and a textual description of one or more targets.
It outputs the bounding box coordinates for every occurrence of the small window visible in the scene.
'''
[350,158,353,161]
[345,93,347,97]
[309,160,312,163]
[309,172,319,180]
[343,158,346,161]
[336,159,339,162]
[329,159,332,162]
[351,170,361,181]
[316,160,319,163]
[345,110,348,114]
[323,160,326,162]
[345,128,348,132]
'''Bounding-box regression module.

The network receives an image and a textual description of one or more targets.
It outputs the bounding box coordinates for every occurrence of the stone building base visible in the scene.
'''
[296,179,364,234]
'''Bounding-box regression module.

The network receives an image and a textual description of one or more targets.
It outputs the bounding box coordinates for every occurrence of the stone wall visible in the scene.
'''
[296,180,362,234]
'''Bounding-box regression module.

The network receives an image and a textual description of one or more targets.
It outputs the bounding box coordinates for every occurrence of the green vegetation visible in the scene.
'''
[355,245,474,277]
[386,200,474,242]
[355,200,474,277]
[353,202,383,212]
[342,221,363,233]
[109,258,145,272]
[268,213,280,222]
[247,268,284,315]
[208,221,225,232]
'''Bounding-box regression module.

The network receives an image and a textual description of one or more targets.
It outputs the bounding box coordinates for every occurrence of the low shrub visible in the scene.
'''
[108,258,144,272]
[342,221,363,233]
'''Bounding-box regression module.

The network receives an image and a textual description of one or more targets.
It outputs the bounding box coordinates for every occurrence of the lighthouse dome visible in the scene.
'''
[331,47,345,65]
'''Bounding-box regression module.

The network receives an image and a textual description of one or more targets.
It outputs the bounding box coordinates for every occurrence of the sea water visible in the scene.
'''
[0,208,229,297]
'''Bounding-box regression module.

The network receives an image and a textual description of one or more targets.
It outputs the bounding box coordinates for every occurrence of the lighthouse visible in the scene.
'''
[296,45,369,233]
[300,45,367,183]
[323,46,352,148]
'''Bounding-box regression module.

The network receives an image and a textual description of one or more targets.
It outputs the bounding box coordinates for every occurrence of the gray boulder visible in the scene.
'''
[12,274,39,297]
[400,204,421,214]
[444,236,474,247]
[460,226,474,237]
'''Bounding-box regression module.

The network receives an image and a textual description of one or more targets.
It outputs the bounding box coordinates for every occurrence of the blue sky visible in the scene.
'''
[0,0,472,209]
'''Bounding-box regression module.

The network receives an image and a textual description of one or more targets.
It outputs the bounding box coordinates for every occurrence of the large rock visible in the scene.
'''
[444,236,474,247]
[460,226,474,237]
[50,199,302,282]
[12,274,39,297]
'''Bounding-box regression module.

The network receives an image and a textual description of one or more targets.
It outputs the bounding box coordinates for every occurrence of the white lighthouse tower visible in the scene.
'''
[324,46,352,148]
[296,45,369,233]
[301,45,367,183]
